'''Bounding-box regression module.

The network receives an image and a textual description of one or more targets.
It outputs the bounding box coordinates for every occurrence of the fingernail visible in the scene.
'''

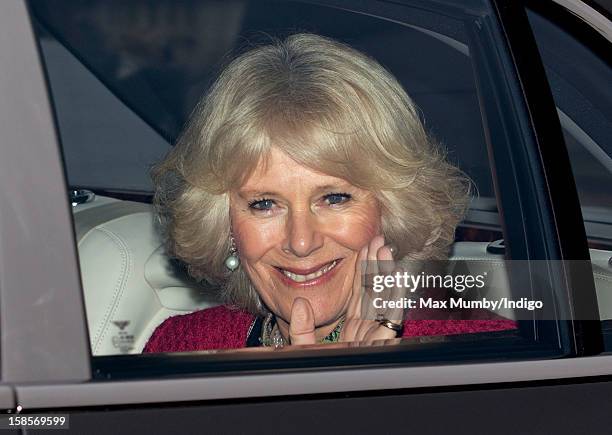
[387,244,398,257]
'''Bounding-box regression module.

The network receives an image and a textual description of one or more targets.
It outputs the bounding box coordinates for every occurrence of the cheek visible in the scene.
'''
[322,204,381,249]
[231,214,283,262]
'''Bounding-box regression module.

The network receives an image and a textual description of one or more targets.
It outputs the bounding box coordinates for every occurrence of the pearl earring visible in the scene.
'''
[224,234,240,271]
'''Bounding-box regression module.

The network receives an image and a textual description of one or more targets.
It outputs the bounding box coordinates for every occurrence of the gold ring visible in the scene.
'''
[377,318,404,337]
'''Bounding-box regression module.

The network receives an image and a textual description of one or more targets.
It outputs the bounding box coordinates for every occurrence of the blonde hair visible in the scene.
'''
[152,33,471,315]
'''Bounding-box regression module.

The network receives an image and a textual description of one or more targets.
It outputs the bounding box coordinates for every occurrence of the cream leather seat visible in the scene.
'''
[74,195,220,356]
[590,249,612,320]
[449,242,515,320]
[450,242,612,321]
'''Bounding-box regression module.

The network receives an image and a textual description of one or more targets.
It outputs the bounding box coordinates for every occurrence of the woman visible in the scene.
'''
[144,33,515,353]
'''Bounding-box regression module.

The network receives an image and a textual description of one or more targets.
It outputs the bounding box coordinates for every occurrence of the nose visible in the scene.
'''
[283,209,324,257]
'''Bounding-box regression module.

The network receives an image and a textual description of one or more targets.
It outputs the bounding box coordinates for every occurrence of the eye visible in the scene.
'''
[248,198,275,211]
[323,192,352,206]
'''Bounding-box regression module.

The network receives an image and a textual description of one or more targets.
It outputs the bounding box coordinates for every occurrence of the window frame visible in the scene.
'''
[467,0,602,356]
[0,0,91,386]
[81,0,600,373]
[523,0,612,350]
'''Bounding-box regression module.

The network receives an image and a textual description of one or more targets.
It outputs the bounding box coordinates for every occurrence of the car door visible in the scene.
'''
[1,0,611,433]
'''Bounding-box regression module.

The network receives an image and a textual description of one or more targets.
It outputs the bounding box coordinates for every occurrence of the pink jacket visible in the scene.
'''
[143,305,516,353]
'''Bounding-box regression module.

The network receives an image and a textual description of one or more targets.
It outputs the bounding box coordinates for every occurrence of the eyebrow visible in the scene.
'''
[237,190,278,198]
[239,183,349,197]
[317,184,348,191]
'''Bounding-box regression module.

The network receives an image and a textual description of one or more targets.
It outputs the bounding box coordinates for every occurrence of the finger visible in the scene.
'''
[376,244,407,323]
[365,236,385,290]
[387,266,407,322]
[346,245,368,319]
[357,320,382,343]
[289,297,316,345]
[365,244,395,320]
[363,236,385,319]
[370,321,400,341]
[340,318,364,343]
[377,245,395,274]
[366,235,385,271]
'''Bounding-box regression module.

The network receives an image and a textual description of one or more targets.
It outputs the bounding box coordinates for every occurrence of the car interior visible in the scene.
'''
[27,0,612,356]
[72,193,612,356]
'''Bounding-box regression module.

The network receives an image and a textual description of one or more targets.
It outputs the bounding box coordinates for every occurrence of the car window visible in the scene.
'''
[36,23,171,193]
[27,0,598,377]
[31,0,496,200]
[525,2,612,350]
[526,3,612,252]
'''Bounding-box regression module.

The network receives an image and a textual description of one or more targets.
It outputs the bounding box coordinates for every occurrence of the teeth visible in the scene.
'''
[282,260,338,282]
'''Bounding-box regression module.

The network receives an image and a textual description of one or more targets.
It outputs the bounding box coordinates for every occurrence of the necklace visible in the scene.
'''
[260,314,345,348]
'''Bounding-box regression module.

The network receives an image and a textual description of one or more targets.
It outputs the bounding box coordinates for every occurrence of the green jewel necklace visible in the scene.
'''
[261,314,345,348]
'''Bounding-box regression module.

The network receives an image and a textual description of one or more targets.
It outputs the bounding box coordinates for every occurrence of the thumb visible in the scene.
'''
[289,297,316,345]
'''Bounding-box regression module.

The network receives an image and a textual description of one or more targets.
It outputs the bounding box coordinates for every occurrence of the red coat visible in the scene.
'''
[143,305,516,353]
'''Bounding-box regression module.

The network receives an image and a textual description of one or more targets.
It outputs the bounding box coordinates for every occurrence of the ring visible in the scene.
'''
[376,318,404,337]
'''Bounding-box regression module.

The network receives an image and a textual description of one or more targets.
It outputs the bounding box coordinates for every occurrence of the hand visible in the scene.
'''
[287,235,406,347]
[339,235,406,345]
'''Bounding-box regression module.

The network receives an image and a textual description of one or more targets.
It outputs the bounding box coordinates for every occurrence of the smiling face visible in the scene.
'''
[230,147,381,331]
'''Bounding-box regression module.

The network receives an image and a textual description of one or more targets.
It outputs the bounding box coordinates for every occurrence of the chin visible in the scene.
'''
[311,303,346,327]
[251,255,355,323]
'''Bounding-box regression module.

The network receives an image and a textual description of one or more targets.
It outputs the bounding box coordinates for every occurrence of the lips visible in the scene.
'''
[274,259,342,286]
